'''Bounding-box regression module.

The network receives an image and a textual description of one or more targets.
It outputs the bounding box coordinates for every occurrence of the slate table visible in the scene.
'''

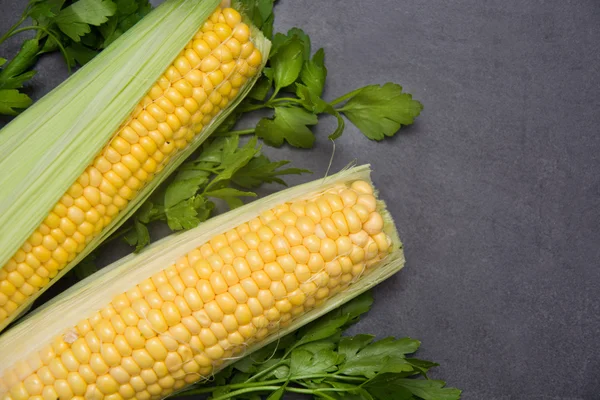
[1,1,599,399]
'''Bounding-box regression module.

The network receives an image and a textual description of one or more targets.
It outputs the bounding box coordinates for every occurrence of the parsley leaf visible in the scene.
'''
[123,218,150,253]
[290,348,338,376]
[337,82,424,140]
[0,89,33,115]
[393,379,463,400]
[232,155,310,188]
[256,107,318,148]
[178,292,460,400]
[270,36,305,92]
[55,0,118,42]
[300,47,327,96]
[0,39,40,90]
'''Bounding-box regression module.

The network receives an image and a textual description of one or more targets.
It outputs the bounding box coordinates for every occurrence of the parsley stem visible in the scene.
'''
[244,359,288,383]
[216,128,256,136]
[268,87,281,103]
[209,385,282,400]
[243,104,269,112]
[2,26,72,74]
[0,15,26,45]
[329,87,365,107]
[286,388,338,400]
[267,97,304,106]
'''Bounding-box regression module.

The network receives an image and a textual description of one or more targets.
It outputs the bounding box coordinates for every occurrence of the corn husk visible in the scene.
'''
[0,165,404,384]
[0,0,270,330]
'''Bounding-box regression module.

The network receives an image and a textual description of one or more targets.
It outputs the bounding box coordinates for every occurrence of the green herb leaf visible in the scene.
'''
[338,83,423,140]
[28,2,60,20]
[294,314,348,348]
[339,290,374,325]
[339,337,420,378]
[255,107,318,148]
[248,67,273,101]
[266,386,286,400]
[0,39,40,90]
[71,253,99,280]
[65,42,98,65]
[164,175,208,209]
[338,334,375,361]
[236,0,274,37]
[270,37,305,91]
[290,348,338,376]
[287,27,311,61]
[300,47,326,96]
[0,89,33,115]
[296,83,328,114]
[232,154,310,189]
[165,195,213,231]
[123,219,150,252]
[395,379,462,400]
[55,0,118,42]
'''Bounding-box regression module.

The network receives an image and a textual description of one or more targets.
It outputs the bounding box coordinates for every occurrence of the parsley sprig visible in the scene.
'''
[177,292,461,400]
[0,0,151,115]
[224,1,424,145]
[109,135,310,253]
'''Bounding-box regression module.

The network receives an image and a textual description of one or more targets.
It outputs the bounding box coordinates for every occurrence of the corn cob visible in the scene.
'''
[0,2,269,331]
[0,165,404,400]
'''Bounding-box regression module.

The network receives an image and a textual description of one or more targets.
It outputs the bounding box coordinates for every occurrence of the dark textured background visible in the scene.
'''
[1,1,600,399]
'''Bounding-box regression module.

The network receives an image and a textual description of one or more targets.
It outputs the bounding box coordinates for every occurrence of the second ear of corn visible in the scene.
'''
[0,3,267,331]
[0,166,404,400]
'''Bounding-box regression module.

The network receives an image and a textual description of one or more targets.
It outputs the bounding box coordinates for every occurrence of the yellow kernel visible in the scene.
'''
[228,283,248,303]
[192,39,211,58]
[208,90,223,106]
[214,22,232,40]
[204,300,224,322]
[203,31,221,49]
[234,304,252,325]
[223,8,242,27]
[270,281,287,300]
[24,374,44,395]
[209,322,228,340]
[294,264,311,283]
[251,270,270,290]
[200,55,220,72]
[205,344,224,360]
[357,194,377,212]
[220,265,239,286]
[305,202,321,222]
[335,236,353,257]
[302,235,321,253]
[350,246,365,264]
[321,218,340,240]
[256,289,274,309]
[199,328,218,347]
[247,49,262,67]
[233,23,249,42]
[319,238,338,262]
[290,246,310,265]
[351,180,373,194]
[243,249,262,271]
[258,242,277,263]
[225,38,241,57]
[363,212,384,235]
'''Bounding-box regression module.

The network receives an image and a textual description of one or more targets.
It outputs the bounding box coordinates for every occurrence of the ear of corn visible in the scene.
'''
[0,0,270,331]
[0,165,404,400]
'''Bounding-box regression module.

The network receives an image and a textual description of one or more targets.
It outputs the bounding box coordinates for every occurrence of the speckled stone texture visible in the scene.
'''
[1,1,599,399]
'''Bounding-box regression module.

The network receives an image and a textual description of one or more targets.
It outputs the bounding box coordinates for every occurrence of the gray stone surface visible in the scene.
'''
[1,1,599,399]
